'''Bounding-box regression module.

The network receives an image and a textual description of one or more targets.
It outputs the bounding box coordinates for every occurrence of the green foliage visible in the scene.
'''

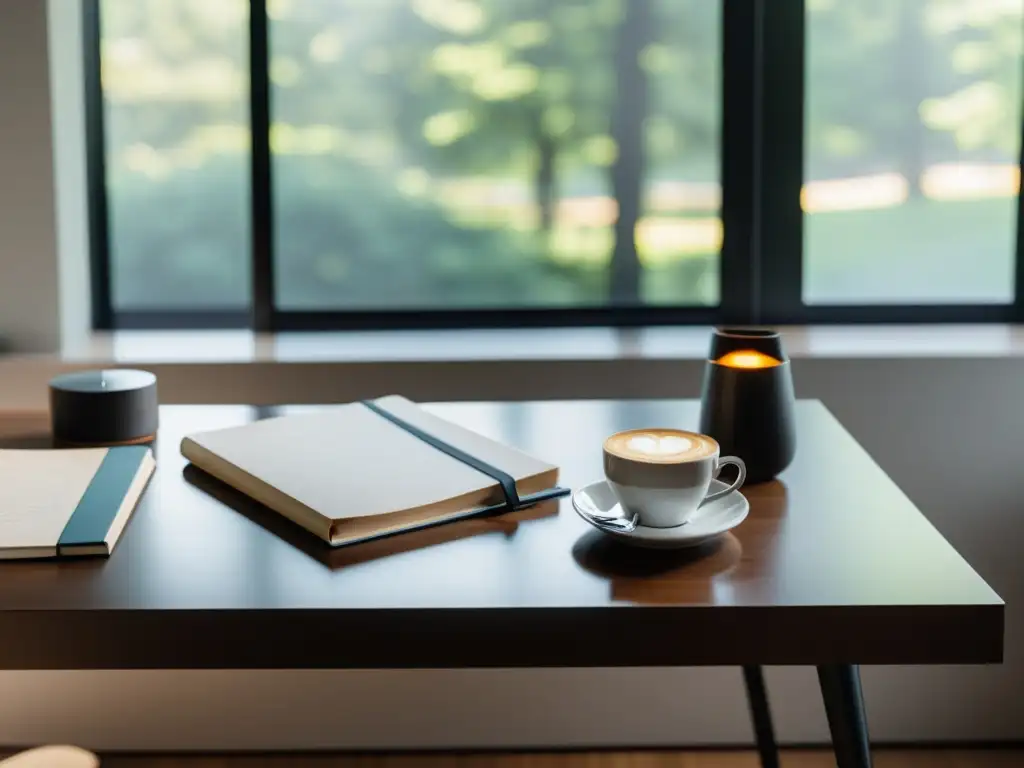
[806,0,1022,180]
[99,0,1022,312]
[108,152,715,309]
[920,0,1024,155]
[108,160,249,309]
[273,155,607,308]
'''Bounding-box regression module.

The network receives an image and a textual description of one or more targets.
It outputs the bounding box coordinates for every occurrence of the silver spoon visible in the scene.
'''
[579,508,640,533]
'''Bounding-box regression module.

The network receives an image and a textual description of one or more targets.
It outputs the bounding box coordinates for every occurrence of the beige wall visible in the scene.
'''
[0,0,89,355]
[0,356,1018,750]
[0,0,61,353]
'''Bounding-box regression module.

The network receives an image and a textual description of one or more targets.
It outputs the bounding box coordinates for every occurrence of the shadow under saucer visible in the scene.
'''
[572,529,743,604]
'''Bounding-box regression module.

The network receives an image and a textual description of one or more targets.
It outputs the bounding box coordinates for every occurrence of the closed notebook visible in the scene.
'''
[180,395,561,546]
[0,445,155,559]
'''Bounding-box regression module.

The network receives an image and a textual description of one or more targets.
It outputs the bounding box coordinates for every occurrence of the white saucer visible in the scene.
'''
[572,479,749,549]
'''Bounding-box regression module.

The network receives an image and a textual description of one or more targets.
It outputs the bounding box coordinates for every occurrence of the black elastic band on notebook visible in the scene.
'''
[361,400,523,509]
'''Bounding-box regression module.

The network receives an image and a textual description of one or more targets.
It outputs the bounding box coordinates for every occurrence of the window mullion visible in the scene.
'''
[719,0,760,325]
[249,0,275,332]
[758,0,806,324]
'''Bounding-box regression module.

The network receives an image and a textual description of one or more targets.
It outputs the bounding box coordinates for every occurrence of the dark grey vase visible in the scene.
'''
[698,327,796,484]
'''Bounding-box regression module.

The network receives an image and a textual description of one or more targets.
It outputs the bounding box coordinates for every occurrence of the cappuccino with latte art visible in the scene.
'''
[602,427,745,528]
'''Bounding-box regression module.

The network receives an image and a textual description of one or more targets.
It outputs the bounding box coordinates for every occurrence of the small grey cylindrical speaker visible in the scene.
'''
[49,369,158,447]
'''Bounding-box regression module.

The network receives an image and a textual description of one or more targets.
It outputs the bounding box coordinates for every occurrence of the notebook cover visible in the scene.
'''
[0,446,154,559]
[180,396,561,546]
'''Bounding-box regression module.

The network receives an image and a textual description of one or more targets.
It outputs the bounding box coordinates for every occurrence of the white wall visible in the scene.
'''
[47,0,92,351]
[0,0,61,353]
[0,356,1018,751]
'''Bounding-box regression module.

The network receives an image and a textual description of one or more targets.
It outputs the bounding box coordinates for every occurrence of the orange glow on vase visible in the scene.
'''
[716,349,781,369]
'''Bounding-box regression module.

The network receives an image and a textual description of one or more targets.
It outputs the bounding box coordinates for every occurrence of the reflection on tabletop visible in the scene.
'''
[573,530,743,604]
[732,478,789,561]
[718,479,789,603]
[183,464,559,570]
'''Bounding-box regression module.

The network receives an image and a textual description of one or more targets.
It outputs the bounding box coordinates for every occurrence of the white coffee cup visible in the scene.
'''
[602,428,746,528]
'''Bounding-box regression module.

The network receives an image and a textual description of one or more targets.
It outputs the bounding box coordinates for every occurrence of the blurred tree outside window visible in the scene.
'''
[804,0,1024,304]
[102,0,251,310]
[101,0,720,311]
[268,0,721,309]
[98,0,1023,314]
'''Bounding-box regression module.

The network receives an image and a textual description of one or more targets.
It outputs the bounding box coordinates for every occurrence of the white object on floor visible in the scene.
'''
[0,746,98,768]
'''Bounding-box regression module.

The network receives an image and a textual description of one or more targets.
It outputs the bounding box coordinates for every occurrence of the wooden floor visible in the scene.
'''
[73,750,1022,768]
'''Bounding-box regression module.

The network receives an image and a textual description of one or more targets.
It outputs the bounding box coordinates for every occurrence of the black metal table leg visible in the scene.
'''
[818,664,873,768]
[743,665,779,768]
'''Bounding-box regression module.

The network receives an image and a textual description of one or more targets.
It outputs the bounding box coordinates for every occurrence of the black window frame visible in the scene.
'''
[83,0,1024,331]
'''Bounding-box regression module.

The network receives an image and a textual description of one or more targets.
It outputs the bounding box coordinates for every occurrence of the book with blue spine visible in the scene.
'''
[0,445,155,558]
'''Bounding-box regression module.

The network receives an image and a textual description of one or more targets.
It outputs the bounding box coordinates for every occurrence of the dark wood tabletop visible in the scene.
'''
[0,400,1002,670]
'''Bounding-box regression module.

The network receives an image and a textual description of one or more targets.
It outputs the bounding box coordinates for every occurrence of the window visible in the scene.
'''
[97,0,251,315]
[804,0,1024,305]
[269,0,720,311]
[86,0,1024,329]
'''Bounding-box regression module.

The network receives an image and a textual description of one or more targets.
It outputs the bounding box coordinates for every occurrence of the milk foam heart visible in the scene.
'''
[627,435,693,456]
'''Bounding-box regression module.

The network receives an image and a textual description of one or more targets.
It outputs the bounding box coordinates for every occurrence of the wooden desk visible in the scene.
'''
[0,401,1002,768]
